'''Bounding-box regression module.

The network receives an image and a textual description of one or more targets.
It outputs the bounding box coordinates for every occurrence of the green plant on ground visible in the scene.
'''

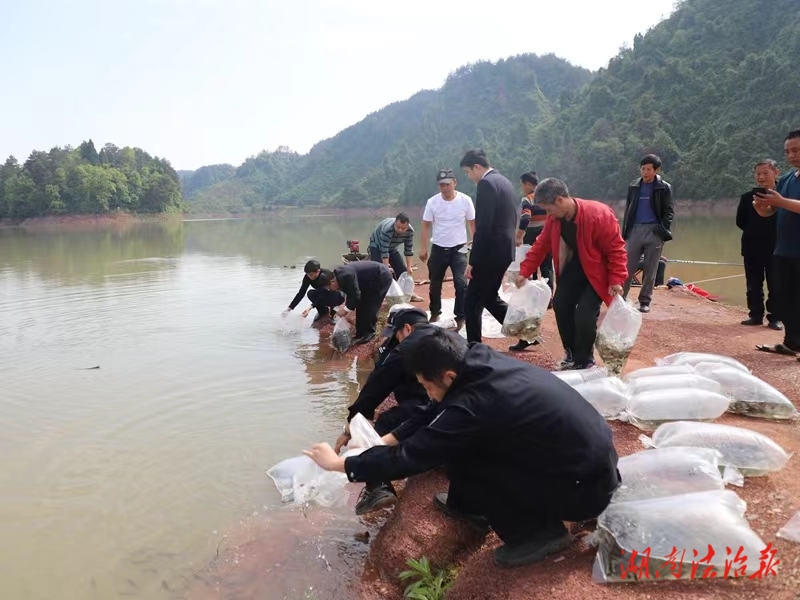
[398,557,457,600]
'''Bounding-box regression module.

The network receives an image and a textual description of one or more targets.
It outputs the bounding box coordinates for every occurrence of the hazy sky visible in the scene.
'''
[1,0,676,170]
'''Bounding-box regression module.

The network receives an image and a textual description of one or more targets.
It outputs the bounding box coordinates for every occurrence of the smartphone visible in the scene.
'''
[752,187,770,195]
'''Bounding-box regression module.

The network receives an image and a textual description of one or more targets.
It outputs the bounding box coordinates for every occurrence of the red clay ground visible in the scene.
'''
[351,267,800,600]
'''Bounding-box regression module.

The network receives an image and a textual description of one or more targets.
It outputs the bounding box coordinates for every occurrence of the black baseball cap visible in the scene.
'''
[436,169,455,184]
[380,307,429,338]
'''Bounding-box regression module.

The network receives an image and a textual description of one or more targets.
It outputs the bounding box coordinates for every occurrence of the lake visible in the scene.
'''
[0,214,748,599]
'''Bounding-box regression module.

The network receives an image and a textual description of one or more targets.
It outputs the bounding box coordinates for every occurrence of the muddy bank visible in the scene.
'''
[357,283,799,600]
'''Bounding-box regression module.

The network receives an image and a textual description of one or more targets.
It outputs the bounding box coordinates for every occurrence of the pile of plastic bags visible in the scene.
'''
[501,279,551,343]
[595,296,642,375]
[266,414,383,508]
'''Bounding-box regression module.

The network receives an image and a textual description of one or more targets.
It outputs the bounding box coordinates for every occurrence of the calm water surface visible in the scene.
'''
[0,214,746,599]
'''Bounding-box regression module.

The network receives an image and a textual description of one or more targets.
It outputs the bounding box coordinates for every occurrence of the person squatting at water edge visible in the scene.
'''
[283,260,345,322]
[517,178,628,370]
[304,328,621,567]
[334,307,439,514]
[323,260,394,345]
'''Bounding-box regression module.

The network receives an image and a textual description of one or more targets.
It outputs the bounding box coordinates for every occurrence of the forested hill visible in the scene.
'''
[0,141,182,218]
[186,54,594,212]
[187,0,800,211]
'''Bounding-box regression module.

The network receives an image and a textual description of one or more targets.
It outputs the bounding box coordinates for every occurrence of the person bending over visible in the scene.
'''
[325,261,393,345]
[285,260,344,322]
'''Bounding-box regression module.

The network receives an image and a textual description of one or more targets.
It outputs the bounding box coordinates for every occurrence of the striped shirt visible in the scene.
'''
[368,218,414,258]
[519,193,547,231]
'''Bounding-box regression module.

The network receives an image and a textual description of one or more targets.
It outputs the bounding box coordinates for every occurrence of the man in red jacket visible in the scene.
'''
[517,178,628,370]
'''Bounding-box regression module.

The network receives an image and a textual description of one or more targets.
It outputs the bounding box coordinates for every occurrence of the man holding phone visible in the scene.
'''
[736,160,781,330]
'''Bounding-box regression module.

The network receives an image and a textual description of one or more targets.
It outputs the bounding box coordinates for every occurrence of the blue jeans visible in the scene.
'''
[428,244,468,320]
[368,246,407,279]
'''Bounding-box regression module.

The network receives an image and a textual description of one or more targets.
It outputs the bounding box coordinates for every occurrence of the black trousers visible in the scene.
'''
[355,272,393,338]
[552,259,603,365]
[774,255,800,351]
[743,251,777,322]
[465,260,510,343]
[428,244,468,320]
[446,452,620,544]
[523,228,554,292]
[307,289,345,316]
[368,246,407,279]
[373,403,428,437]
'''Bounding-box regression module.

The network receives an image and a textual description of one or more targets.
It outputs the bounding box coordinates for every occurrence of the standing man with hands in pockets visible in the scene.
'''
[419,169,476,330]
[459,149,518,343]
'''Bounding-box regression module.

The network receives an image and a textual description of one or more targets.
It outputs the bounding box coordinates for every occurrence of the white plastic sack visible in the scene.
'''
[777,511,800,544]
[501,279,551,342]
[266,414,383,507]
[593,490,765,582]
[552,366,609,387]
[693,362,799,420]
[505,244,531,284]
[389,302,415,315]
[612,447,730,503]
[431,317,458,330]
[623,365,696,381]
[331,317,353,352]
[641,421,791,476]
[384,279,405,307]
[397,272,415,301]
[574,377,630,419]
[623,389,730,430]
[656,352,750,373]
[626,374,722,396]
[595,296,642,375]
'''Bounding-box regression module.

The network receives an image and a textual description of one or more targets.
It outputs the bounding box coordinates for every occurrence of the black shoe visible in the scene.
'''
[428,313,441,323]
[571,360,596,370]
[352,332,376,346]
[509,339,540,352]
[493,524,574,568]
[638,304,650,313]
[454,318,464,332]
[433,492,489,530]
[355,483,397,515]
[768,320,783,331]
[741,317,763,326]
[556,353,575,371]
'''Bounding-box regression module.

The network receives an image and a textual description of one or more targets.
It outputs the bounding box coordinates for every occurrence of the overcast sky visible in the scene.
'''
[1,0,676,170]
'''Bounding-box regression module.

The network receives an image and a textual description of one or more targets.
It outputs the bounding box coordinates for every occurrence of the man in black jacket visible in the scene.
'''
[621,154,674,313]
[327,261,393,344]
[460,149,518,343]
[305,329,620,568]
[736,159,781,330]
[333,308,436,514]
[284,260,344,322]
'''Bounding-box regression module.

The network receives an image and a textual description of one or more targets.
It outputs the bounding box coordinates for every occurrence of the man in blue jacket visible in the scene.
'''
[304,328,620,567]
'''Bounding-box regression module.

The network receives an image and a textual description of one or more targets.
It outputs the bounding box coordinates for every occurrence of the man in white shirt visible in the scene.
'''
[419,169,476,329]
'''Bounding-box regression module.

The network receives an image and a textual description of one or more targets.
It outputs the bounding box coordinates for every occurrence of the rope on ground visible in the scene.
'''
[665,259,743,267]
[686,273,746,285]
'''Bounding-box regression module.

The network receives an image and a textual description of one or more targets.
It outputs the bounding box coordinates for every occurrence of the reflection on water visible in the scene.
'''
[0,213,746,600]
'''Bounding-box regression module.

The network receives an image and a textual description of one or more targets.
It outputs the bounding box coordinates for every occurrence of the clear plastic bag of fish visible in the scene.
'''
[397,272,415,302]
[777,511,800,544]
[626,374,722,396]
[641,421,790,476]
[623,365,696,381]
[267,414,382,507]
[612,447,732,503]
[656,352,749,373]
[500,279,551,342]
[331,317,353,353]
[693,362,799,420]
[574,377,630,419]
[595,296,642,375]
[384,279,406,308]
[505,244,531,284]
[593,490,765,583]
[622,389,730,430]
[552,366,609,387]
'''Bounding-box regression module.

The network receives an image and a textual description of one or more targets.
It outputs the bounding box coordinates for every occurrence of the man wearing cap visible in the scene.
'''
[305,328,620,567]
[332,307,438,514]
[325,260,394,345]
[419,169,476,329]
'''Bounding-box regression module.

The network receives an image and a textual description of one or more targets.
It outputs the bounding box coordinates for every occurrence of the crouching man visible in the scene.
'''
[304,328,620,568]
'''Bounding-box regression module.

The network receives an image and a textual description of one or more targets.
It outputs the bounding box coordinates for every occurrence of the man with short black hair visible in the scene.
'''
[326,261,394,345]
[459,149,518,343]
[621,154,674,313]
[419,169,475,329]
[736,159,781,330]
[368,213,415,278]
[333,307,439,514]
[284,259,344,322]
[304,328,620,568]
[753,129,800,359]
